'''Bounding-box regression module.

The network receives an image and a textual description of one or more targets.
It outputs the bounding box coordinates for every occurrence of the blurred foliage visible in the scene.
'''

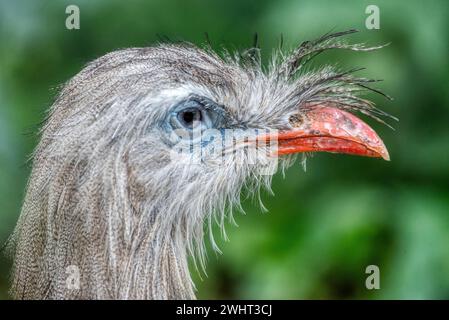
[1,0,448,299]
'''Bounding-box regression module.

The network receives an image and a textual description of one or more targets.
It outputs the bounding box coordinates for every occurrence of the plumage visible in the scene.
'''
[8,30,392,299]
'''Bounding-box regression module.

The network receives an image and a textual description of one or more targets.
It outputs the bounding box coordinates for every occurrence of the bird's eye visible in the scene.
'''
[177,108,203,130]
[168,96,223,133]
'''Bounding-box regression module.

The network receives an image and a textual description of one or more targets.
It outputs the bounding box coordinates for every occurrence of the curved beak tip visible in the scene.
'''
[378,144,390,161]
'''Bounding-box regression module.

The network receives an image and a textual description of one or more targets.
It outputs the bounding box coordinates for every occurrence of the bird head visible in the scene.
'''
[11,30,393,299]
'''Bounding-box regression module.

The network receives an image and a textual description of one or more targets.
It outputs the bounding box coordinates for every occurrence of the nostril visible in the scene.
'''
[289,114,304,127]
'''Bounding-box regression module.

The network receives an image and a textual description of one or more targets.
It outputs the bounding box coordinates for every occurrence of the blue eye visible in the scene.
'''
[169,96,223,131]
[173,103,205,130]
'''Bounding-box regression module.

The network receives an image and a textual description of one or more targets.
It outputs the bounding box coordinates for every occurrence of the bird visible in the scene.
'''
[8,30,392,300]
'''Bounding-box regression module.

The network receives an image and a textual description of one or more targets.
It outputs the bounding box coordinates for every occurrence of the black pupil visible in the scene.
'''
[182,109,201,125]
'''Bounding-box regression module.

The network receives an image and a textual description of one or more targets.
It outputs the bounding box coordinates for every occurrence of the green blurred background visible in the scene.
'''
[1,0,448,299]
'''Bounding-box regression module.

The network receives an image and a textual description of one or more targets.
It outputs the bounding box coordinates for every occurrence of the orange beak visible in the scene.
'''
[261,106,390,160]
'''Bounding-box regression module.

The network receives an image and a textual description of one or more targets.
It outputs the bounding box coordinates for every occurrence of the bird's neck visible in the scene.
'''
[115,230,195,299]
[13,205,196,299]
[11,167,197,300]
